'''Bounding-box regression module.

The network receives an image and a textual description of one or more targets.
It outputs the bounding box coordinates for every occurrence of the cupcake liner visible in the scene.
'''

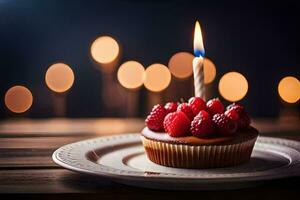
[142,136,257,169]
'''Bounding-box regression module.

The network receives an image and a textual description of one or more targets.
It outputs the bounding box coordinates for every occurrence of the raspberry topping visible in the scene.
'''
[238,112,251,129]
[224,109,239,121]
[191,110,214,138]
[227,103,251,129]
[188,97,206,116]
[164,102,178,114]
[206,98,224,115]
[212,113,237,136]
[227,103,244,115]
[163,111,190,137]
[145,97,252,138]
[145,104,167,131]
[177,103,194,121]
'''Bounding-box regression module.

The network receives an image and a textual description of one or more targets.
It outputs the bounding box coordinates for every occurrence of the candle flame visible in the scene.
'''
[193,21,205,57]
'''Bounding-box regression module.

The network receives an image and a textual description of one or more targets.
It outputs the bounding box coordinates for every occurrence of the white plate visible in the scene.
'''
[52,134,300,190]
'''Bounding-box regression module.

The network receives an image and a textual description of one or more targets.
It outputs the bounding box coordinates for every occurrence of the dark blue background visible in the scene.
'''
[0,0,299,118]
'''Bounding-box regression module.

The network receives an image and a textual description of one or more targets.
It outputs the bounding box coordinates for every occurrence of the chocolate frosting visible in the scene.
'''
[141,126,259,146]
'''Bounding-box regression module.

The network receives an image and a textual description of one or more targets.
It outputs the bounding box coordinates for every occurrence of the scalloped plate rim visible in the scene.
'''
[52,134,300,189]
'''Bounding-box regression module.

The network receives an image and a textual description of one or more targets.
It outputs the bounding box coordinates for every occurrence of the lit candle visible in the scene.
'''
[193,21,206,100]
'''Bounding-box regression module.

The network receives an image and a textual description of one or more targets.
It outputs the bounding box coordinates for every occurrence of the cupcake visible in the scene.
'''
[141,97,258,169]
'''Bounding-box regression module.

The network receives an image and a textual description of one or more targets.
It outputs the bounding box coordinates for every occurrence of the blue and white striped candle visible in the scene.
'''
[193,21,206,100]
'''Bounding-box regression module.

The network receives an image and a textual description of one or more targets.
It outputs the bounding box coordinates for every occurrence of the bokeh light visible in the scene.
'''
[144,63,171,92]
[45,63,75,93]
[203,58,216,84]
[168,52,216,83]
[5,85,33,113]
[278,76,300,103]
[117,61,145,89]
[168,52,194,79]
[219,71,248,102]
[91,36,119,64]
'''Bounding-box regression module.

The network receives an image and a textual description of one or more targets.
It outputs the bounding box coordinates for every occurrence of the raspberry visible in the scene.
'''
[145,104,167,131]
[226,103,238,111]
[191,110,214,138]
[164,102,178,114]
[177,103,194,121]
[198,109,211,118]
[225,109,239,121]
[188,97,206,116]
[163,111,190,137]
[206,98,224,115]
[227,103,251,129]
[238,112,251,129]
[226,103,244,115]
[212,113,237,136]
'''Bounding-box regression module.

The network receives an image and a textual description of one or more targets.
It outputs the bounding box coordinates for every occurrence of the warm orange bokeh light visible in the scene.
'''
[144,63,171,92]
[278,76,300,103]
[168,53,216,82]
[203,58,216,84]
[219,72,248,102]
[117,61,145,89]
[45,63,75,93]
[91,36,119,64]
[168,52,194,79]
[5,85,33,113]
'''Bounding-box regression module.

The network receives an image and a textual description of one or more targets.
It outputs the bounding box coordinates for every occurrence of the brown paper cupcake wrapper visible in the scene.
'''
[142,136,257,169]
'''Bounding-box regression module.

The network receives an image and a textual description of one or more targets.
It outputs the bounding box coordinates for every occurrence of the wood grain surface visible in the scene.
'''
[0,118,299,198]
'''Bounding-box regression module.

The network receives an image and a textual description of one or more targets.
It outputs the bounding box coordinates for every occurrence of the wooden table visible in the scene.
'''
[0,118,299,199]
